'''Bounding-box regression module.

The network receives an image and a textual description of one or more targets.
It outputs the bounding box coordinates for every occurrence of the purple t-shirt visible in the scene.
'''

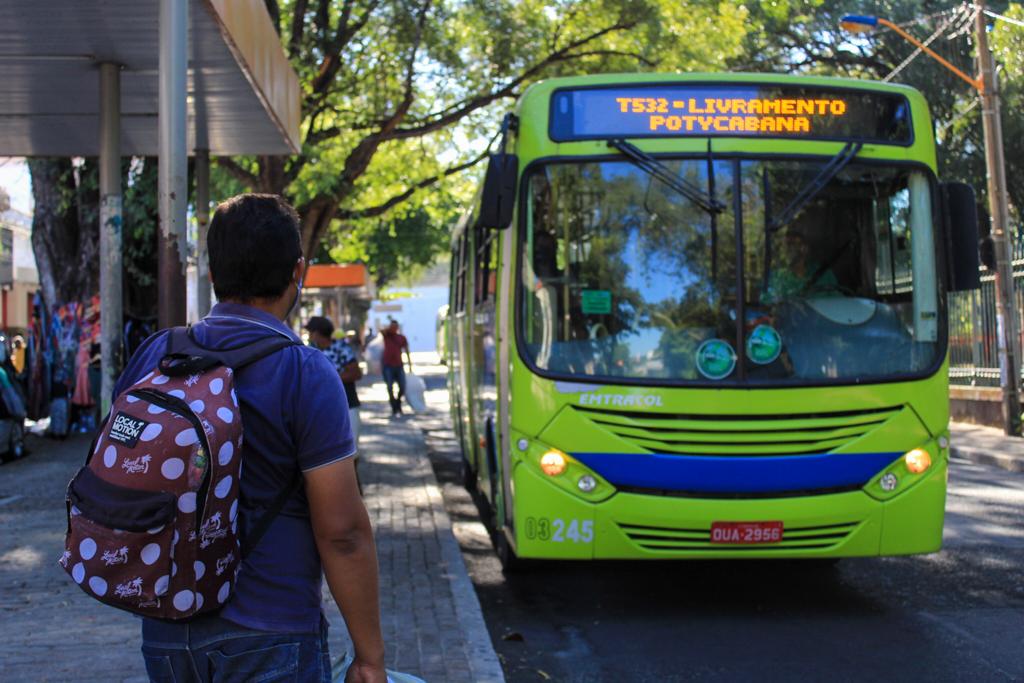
[113,302,355,632]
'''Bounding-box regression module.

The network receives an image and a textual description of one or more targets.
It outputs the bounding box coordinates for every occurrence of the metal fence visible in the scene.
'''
[948,240,1024,387]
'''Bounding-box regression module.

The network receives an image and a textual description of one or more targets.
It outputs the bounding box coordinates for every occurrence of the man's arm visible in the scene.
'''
[403,339,412,372]
[305,458,385,683]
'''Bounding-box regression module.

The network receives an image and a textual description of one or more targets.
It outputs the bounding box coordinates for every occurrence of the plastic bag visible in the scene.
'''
[404,372,426,412]
[333,653,426,683]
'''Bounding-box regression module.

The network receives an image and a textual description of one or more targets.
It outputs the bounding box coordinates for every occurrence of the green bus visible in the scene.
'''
[445,73,981,567]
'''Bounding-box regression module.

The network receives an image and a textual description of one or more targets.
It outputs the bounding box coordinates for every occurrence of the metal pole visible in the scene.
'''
[99,62,122,415]
[158,0,189,329]
[195,148,211,318]
[976,1,1021,435]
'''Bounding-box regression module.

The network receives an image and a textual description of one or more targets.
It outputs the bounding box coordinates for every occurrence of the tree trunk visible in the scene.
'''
[299,195,339,263]
[256,155,289,195]
[27,158,100,308]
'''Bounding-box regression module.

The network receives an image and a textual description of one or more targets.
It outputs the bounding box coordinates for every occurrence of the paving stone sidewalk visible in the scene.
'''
[951,421,1024,473]
[341,379,504,682]
[0,378,502,682]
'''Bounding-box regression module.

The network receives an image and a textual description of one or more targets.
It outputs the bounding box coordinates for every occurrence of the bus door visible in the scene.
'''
[472,224,501,509]
[450,228,474,464]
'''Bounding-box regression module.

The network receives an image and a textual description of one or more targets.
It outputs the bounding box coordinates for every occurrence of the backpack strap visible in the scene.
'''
[159,326,299,376]
[162,325,304,558]
[217,332,301,371]
[241,469,303,558]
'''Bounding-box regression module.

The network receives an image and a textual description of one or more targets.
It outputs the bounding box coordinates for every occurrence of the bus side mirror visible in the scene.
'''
[941,182,982,291]
[976,204,997,271]
[477,153,518,230]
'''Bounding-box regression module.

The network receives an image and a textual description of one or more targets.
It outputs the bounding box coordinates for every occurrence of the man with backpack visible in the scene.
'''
[63,194,385,682]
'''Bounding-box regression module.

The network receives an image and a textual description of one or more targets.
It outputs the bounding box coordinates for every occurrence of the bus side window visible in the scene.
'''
[455,231,470,313]
[475,227,499,304]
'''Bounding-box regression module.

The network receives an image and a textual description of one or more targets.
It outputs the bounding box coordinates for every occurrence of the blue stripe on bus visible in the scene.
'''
[571,451,902,494]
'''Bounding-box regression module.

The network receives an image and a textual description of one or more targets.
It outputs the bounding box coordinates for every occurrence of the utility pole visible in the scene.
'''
[98,62,122,415]
[158,0,188,329]
[975,1,1021,436]
[195,149,212,319]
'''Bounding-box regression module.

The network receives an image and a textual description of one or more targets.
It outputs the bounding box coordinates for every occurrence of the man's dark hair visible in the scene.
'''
[304,316,334,337]
[207,194,302,302]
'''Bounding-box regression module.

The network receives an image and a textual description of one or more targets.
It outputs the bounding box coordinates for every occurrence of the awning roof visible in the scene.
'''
[305,264,370,289]
[0,0,300,156]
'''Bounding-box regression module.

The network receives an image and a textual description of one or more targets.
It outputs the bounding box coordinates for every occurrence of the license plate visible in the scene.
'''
[710,521,784,544]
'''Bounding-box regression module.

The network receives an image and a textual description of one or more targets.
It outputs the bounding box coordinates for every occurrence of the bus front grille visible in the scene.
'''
[573,405,901,456]
[618,521,859,553]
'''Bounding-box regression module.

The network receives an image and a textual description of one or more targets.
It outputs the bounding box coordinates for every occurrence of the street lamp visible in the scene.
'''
[841,6,1022,436]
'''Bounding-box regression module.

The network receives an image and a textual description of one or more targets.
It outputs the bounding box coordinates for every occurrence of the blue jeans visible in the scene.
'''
[141,613,331,682]
[382,364,406,411]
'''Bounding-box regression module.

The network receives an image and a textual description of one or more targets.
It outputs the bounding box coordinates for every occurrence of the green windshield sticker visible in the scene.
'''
[581,290,612,315]
[695,339,737,380]
[746,324,783,365]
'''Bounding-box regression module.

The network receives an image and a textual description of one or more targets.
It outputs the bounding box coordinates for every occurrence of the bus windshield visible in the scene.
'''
[519,157,942,385]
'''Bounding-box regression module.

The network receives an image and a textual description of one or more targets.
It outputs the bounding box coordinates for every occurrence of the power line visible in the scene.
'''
[975,5,1024,28]
[884,7,968,82]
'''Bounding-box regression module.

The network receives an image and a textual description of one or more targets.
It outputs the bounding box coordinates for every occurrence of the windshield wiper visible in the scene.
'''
[767,141,863,233]
[608,139,726,214]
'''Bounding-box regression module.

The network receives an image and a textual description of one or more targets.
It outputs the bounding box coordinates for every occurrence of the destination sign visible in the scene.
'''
[549,84,912,144]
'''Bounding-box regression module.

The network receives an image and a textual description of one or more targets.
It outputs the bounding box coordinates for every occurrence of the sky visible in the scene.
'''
[0,158,32,214]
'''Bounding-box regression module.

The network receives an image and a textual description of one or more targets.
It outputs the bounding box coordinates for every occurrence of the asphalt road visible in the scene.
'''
[418,370,1024,683]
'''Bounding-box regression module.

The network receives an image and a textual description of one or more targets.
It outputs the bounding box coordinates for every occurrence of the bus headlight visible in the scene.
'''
[540,450,568,476]
[904,448,932,474]
[577,475,597,492]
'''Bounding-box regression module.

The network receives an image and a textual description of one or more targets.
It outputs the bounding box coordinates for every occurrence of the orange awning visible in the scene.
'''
[305,264,368,289]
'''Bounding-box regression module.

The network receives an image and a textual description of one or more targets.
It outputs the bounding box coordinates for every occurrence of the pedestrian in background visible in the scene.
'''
[116,194,386,683]
[381,319,411,418]
[306,315,364,459]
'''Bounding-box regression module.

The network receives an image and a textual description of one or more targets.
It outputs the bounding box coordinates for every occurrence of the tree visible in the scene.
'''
[28,158,99,307]
[332,206,453,288]
[219,0,754,263]
[28,157,163,316]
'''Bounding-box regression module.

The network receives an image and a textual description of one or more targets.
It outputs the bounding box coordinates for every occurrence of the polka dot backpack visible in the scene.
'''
[58,327,298,619]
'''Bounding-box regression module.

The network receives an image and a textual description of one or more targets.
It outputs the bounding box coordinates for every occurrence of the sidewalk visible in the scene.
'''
[951,421,1024,473]
[0,372,502,682]
[338,377,504,682]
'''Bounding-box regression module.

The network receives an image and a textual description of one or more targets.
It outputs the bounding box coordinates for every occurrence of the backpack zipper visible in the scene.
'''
[128,388,215,523]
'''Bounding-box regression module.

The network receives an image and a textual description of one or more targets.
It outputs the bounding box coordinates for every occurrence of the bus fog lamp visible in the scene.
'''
[517,438,529,451]
[938,436,949,450]
[577,475,597,492]
[540,450,567,476]
[880,473,898,492]
[904,448,932,474]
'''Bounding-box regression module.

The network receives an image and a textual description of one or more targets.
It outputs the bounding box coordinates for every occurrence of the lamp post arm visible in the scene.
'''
[876,17,984,92]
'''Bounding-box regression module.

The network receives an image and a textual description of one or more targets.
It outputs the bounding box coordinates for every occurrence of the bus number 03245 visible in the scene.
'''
[525,517,594,543]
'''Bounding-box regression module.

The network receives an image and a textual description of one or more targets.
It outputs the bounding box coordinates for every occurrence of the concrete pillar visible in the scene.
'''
[158,0,188,329]
[98,62,122,414]
[195,148,211,318]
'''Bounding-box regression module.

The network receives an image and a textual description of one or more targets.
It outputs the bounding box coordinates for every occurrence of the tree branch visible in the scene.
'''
[383,19,637,142]
[215,157,258,188]
[337,144,493,220]
[563,49,656,67]
[288,0,309,59]
[310,0,381,97]
[334,0,433,189]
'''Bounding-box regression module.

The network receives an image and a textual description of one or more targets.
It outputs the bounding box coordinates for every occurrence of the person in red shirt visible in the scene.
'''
[381,320,412,417]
